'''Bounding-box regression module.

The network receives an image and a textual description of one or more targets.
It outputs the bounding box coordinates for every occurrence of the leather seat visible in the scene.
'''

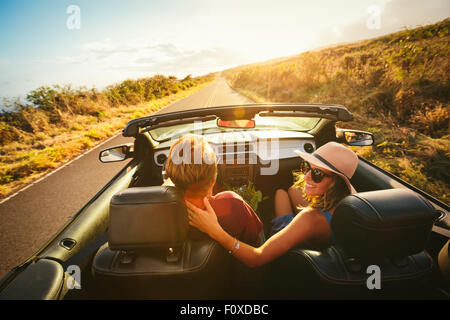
[438,240,450,285]
[268,189,441,299]
[91,186,234,299]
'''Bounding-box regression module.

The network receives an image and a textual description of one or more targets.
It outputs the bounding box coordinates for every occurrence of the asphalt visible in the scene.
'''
[155,76,253,114]
[0,77,253,279]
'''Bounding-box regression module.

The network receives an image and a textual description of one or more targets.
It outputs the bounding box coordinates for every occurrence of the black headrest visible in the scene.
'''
[332,189,440,259]
[108,186,188,251]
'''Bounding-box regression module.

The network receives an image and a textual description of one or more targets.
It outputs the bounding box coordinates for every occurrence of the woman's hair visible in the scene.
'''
[292,170,350,211]
[165,134,217,196]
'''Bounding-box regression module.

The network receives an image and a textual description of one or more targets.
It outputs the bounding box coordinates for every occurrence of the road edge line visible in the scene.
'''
[0,131,123,205]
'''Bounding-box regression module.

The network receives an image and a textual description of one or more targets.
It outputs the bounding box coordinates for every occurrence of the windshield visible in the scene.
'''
[149,114,322,141]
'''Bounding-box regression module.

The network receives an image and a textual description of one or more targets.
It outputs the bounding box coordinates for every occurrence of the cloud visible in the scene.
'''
[47,39,249,78]
[318,0,450,46]
[0,58,9,67]
[118,46,249,79]
[133,46,243,69]
[77,40,184,62]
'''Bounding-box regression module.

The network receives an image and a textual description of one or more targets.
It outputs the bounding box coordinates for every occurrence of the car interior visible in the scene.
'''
[56,116,449,300]
[4,112,446,300]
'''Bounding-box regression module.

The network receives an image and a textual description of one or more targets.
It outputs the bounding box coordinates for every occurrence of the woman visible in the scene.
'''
[186,142,358,268]
[165,134,263,246]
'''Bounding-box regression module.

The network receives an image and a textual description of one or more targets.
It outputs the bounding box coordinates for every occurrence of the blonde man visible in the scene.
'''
[165,134,263,246]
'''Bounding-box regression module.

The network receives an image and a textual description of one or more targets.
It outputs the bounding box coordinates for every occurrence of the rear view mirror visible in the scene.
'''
[336,128,374,146]
[217,119,255,129]
[99,143,134,163]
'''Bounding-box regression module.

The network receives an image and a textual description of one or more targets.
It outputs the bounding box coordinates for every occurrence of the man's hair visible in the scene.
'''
[165,134,217,195]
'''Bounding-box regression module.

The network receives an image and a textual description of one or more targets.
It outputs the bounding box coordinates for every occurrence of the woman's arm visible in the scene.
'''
[186,197,320,268]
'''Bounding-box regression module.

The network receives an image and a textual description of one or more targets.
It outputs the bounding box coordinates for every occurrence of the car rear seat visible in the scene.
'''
[268,188,441,299]
[91,186,235,299]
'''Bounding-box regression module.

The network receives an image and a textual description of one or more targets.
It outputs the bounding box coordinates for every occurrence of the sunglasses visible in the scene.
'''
[300,161,332,183]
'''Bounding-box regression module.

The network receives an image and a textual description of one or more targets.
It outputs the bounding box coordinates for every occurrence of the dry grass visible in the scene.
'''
[223,19,449,204]
[0,78,214,200]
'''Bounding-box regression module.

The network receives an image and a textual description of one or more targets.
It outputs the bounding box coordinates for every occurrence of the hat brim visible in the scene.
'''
[294,150,357,194]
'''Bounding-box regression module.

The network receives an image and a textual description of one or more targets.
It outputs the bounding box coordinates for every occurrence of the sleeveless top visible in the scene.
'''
[321,210,336,244]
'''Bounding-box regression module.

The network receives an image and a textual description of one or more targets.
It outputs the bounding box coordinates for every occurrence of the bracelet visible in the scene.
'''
[228,238,240,255]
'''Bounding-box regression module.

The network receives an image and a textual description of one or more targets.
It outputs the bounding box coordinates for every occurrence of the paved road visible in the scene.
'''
[0,77,252,279]
[155,76,253,114]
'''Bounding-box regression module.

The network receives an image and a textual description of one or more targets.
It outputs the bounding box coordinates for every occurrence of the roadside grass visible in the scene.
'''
[223,19,449,204]
[0,77,214,199]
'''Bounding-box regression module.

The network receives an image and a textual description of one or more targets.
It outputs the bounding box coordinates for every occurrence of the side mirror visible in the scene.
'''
[336,128,374,146]
[99,143,134,163]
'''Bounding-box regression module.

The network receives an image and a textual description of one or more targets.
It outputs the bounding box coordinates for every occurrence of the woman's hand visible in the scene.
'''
[185,197,223,239]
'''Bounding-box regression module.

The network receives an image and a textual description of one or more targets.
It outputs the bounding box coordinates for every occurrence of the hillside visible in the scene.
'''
[223,19,449,204]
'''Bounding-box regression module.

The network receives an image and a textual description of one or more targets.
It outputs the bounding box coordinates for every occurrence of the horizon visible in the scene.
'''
[0,0,449,102]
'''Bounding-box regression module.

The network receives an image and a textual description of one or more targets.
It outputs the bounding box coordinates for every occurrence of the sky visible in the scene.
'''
[0,0,448,100]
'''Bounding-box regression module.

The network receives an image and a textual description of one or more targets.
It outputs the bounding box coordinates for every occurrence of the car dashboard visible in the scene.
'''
[152,130,316,186]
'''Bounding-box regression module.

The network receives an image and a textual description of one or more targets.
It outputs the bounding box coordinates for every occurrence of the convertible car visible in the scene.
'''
[0,103,449,300]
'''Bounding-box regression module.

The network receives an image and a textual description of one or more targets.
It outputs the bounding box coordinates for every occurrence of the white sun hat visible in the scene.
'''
[294,142,358,194]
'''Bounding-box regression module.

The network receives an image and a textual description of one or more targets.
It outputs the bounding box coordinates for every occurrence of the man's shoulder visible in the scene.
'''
[210,191,248,209]
[212,191,244,202]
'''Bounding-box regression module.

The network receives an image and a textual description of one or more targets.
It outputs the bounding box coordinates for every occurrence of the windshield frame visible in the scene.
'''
[147,114,323,142]
[123,103,353,138]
